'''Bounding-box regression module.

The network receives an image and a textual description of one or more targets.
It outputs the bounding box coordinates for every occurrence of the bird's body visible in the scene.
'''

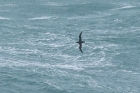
[76,32,85,53]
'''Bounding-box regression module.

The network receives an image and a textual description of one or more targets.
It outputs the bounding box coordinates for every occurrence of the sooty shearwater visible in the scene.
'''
[76,32,85,53]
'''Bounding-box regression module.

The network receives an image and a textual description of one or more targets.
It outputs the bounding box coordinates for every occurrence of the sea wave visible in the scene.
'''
[28,16,58,20]
[111,3,136,11]
[0,17,10,20]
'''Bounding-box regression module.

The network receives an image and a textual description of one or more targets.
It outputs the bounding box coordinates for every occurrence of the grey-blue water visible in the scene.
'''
[0,0,140,93]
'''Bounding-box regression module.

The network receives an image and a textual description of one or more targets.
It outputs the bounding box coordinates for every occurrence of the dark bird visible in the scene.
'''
[76,32,85,53]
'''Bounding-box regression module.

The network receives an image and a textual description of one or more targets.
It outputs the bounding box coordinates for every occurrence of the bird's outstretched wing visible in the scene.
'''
[79,32,82,41]
[79,43,83,53]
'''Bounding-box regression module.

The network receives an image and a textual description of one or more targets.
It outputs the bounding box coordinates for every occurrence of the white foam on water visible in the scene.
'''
[43,2,62,6]
[121,70,140,75]
[42,1,90,7]
[0,17,10,20]
[111,3,136,11]
[28,16,58,20]
[29,16,51,20]
[121,5,136,9]
[0,4,17,7]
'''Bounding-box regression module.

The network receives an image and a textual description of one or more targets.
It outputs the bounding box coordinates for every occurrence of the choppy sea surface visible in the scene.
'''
[0,0,140,93]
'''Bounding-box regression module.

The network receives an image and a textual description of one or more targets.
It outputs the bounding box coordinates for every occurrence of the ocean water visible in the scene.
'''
[0,0,140,93]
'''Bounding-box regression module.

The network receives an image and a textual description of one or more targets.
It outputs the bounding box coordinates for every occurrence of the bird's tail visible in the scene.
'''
[82,41,85,43]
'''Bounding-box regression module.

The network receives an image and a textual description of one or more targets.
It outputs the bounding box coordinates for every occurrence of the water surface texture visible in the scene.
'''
[0,0,140,93]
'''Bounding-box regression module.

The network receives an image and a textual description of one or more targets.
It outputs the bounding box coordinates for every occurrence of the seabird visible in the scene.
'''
[76,32,85,53]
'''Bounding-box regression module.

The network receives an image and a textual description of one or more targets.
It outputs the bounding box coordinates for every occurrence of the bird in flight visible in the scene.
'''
[76,32,85,53]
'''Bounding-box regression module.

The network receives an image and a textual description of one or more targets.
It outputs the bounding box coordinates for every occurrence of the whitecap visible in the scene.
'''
[0,17,10,20]
[0,4,17,7]
[112,4,136,11]
[28,16,58,20]
[54,64,84,70]
[120,5,136,9]
[43,2,62,6]
[121,70,140,75]
[29,16,51,20]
